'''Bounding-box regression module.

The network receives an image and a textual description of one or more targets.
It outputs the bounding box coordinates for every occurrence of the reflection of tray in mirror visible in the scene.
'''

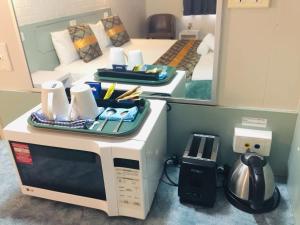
[27,89,151,137]
[94,65,177,85]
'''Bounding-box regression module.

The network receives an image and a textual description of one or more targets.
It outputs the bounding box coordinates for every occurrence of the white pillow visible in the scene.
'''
[97,21,112,47]
[197,42,210,56]
[202,33,215,51]
[89,22,112,49]
[51,30,79,65]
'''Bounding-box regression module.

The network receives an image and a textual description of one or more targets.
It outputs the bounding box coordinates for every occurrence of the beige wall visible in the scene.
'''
[218,0,300,110]
[0,90,40,139]
[145,0,216,38]
[0,1,33,91]
[109,0,146,38]
[12,0,109,26]
[12,0,145,38]
[0,91,40,127]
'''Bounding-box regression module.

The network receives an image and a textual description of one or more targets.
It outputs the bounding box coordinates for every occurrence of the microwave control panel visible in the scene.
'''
[114,159,142,209]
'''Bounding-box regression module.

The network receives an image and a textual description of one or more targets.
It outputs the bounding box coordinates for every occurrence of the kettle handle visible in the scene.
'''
[248,157,265,210]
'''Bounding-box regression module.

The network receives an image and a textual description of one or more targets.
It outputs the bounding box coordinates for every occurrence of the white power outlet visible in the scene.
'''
[69,20,77,26]
[0,42,13,72]
[233,128,272,156]
[228,0,270,8]
[103,12,109,18]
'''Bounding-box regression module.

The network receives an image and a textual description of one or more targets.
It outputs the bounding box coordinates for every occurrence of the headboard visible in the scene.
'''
[19,8,112,73]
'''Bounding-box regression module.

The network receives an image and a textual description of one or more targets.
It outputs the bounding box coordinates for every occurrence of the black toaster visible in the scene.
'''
[178,133,220,207]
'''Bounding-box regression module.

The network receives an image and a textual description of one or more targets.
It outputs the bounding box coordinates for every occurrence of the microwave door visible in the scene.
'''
[10,142,107,201]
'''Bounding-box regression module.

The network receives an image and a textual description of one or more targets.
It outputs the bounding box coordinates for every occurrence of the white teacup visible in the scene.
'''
[69,84,99,120]
[127,50,144,70]
[110,47,126,66]
[41,80,69,120]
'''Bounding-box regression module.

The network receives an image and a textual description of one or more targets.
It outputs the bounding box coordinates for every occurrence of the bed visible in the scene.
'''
[54,38,212,99]
[55,39,176,75]
[20,9,213,99]
[192,52,214,81]
[56,39,188,97]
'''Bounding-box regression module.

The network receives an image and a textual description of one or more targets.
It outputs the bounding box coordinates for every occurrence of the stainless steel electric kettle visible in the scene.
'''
[225,152,280,213]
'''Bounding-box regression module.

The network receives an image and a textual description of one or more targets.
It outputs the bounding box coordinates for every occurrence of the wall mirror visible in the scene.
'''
[10,0,222,104]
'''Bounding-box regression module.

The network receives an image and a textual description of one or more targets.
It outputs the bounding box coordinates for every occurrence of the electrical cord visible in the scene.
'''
[273,187,281,210]
[164,159,179,186]
[216,166,225,189]
[160,178,176,186]
[167,103,172,112]
[161,156,180,187]
[216,165,231,189]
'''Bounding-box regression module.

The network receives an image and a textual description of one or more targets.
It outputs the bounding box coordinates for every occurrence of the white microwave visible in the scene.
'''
[4,100,167,220]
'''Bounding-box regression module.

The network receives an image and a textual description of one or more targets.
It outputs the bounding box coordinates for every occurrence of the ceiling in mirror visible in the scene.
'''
[11,0,220,102]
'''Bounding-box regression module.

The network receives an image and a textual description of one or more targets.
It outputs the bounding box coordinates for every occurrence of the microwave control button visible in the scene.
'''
[133,202,141,207]
[116,168,142,207]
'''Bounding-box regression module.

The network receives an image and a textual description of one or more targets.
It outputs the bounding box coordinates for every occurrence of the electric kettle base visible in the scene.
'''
[224,186,281,214]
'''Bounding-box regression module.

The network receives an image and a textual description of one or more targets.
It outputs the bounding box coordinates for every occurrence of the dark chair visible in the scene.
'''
[146,14,176,39]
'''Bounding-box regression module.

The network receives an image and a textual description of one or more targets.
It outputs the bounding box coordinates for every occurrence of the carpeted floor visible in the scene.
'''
[185,80,212,100]
[0,140,295,225]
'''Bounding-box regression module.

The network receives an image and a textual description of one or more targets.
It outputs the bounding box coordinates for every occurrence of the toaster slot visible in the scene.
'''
[179,133,220,207]
[202,137,214,159]
[188,135,202,157]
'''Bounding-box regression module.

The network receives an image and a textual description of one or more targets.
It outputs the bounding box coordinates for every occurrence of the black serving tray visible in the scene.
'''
[94,65,177,85]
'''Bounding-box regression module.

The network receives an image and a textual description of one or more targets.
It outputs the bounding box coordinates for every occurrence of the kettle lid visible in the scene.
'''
[241,152,267,167]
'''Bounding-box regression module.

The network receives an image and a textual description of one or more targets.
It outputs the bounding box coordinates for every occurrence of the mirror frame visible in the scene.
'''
[149,0,223,106]
[8,0,223,104]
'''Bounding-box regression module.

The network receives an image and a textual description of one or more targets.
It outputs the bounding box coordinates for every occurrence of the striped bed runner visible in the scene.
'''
[154,40,201,79]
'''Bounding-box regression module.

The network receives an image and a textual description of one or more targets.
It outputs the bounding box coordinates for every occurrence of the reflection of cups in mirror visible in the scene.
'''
[41,80,69,121]
[127,50,144,71]
[69,84,99,120]
[110,47,126,66]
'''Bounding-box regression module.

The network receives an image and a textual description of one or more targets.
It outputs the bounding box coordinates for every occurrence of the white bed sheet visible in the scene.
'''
[55,39,176,76]
[192,52,214,81]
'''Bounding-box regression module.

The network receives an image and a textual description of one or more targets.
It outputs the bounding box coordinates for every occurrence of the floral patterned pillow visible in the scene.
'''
[101,16,130,47]
[68,25,102,63]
